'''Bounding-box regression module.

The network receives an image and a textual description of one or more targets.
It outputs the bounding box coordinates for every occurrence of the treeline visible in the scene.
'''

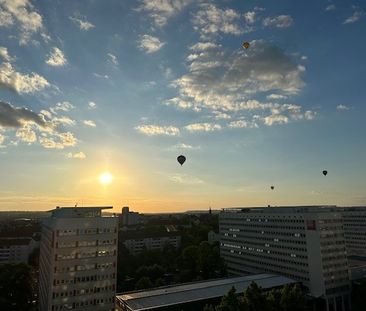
[117,241,226,291]
[205,282,307,311]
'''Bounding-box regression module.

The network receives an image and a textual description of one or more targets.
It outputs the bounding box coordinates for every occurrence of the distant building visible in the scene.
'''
[115,274,298,311]
[120,206,143,226]
[123,235,181,255]
[0,237,32,263]
[220,206,350,311]
[38,206,118,311]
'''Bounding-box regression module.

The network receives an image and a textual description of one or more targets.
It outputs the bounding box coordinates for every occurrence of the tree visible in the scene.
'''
[0,263,34,311]
[267,289,281,311]
[135,276,153,290]
[352,280,366,311]
[241,282,269,311]
[280,284,306,311]
[203,304,215,311]
[216,286,239,311]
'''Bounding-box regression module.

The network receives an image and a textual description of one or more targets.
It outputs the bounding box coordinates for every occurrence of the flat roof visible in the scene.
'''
[116,274,297,311]
[222,206,338,213]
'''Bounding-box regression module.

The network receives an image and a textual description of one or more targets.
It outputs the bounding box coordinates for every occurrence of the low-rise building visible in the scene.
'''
[116,274,297,311]
[123,235,181,255]
[0,237,32,263]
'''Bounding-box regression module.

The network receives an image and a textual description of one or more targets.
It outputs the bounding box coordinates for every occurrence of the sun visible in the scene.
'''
[99,172,113,185]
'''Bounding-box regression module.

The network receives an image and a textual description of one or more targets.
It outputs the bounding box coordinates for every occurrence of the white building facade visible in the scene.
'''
[0,238,31,263]
[123,235,181,255]
[39,206,118,311]
[220,206,350,311]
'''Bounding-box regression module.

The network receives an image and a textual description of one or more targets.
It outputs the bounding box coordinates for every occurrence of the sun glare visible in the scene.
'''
[99,172,113,185]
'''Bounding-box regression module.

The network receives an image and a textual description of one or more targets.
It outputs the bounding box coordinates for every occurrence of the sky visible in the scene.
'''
[0,0,365,213]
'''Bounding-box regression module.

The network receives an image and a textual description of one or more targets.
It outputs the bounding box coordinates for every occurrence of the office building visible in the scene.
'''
[339,207,366,256]
[39,206,118,311]
[220,206,350,311]
[0,237,32,263]
[120,206,144,227]
[123,235,181,255]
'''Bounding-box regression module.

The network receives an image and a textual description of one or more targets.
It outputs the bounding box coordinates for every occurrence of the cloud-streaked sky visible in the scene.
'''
[0,0,365,212]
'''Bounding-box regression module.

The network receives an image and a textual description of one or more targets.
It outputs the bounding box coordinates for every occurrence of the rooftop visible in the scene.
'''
[50,206,113,218]
[222,205,338,214]
[116,274,297,311]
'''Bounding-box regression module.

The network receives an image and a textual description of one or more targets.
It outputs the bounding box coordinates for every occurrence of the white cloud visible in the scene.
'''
[173,143,200,150]
[52,116,75,127]
[46,47,67,66]
[192,3,244,38]
[83,120,96,127]
[137,0,193,27]
[93,73,109,79]
[0,46,12,61]
[343,10,363,24]
[0,61,49,94]
[0,132,5,145]
[185,123,221,132]
[0,0,43,44]
[50,102,74,114]
[16,124,37,142]
[244,11,256,24]
[135,124,180,136]
[66,151,86,159]
[263,15,293,28]
[228,119,258,129]
[264,114,289,126]
[138,35,165,54]
[266,94,288,100]
[107,53,119,66]
[88,101,97,109]
[169,174,204,184]
[190,42,220,51]
[325,4,336,11]
[70,16,95,30]
[336,104,350,111]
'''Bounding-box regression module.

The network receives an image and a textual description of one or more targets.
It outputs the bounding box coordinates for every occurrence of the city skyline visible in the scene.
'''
[0,1,366,213]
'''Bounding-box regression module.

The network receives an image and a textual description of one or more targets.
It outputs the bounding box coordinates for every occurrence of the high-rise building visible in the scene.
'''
[39,206,118,311]
[339,207,366,256]
[219,206,350,311]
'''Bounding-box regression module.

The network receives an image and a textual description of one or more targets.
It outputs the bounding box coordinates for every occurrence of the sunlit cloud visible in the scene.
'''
[50,102,74,114]
[172,143,201,150]
[336,104,350,111]
[83,120,96,127]
[70,15,95,30]
[88,101,97,109]
[66,151,86,159]
[263,15,293,28]
[169,173,204,185]
[135,124,180,136]
[107,53,119,66]
[185,123,222,132]
[138,35,165,54]
[46,47,67,67]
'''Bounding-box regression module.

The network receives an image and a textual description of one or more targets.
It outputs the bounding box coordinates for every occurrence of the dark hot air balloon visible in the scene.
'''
[322,170,328,176]
[270,186,274,190]
[242,41,250,49]
[177,155,186,166]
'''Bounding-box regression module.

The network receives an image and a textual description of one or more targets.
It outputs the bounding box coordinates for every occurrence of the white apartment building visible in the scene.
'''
[0,237,31,263]
[339,207,366,256]
[39,206,118,311]
[220,206,350,311]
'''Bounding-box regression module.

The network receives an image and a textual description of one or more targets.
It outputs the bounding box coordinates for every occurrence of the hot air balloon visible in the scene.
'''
[270,186,274,190]
[177,155,186,166]
[322,170,328,176]
[242,41,250,49]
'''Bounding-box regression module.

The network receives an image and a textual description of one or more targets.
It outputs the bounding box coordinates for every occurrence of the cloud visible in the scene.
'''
[172,143,200,150]
[190,42,220,51]
[244,11,256,24]
[336,104,350,111]
[0,101,46,128]
[88,101,97,109]
[169,174,204,185]
[83,120,96,127]
[137,0,193,27]
[325,4,336,11]
[0,0,43,44]
[0,133,5,145]
[93,73,109,79]
[66,151,86,159]
[266,94,287,100]
[263,114,289,126]
[70,15,95,30]
[46,47,67,66]
[50,102,74,114]
[107,53,119,66]
[263,15,293,28]
[138,35,165,54]
[135,125,180,136]
[343,10,363,24]
[0,48,49,93]
[0,101,79,150]
[185,123,222,132]
[228,119,258,129]
[192,3,244,38]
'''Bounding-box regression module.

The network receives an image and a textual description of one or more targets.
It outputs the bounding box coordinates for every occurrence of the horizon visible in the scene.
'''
[1,1,366,213]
